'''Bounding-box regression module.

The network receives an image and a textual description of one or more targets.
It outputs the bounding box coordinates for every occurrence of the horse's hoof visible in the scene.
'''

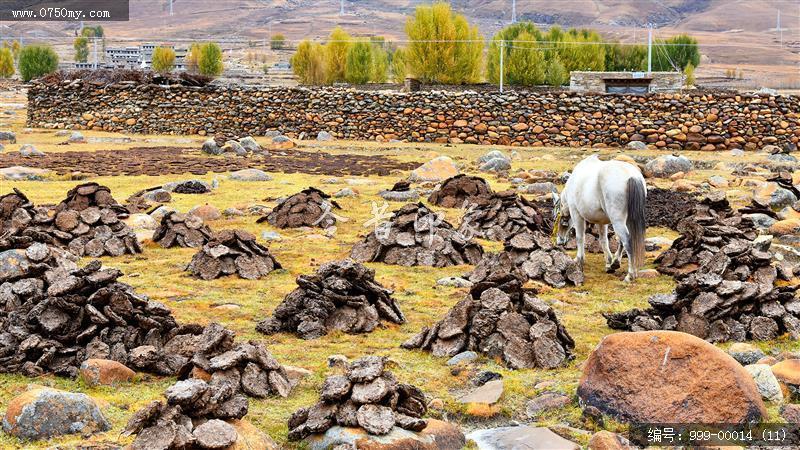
[623,275,635,283]
[606,260,620,273]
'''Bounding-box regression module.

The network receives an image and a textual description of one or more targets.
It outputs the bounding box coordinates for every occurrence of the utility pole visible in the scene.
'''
[511,0,516,23]
[777,9,782,47]
[340,0,344,15]
[499,40,504,93]
[93,36,98,69]
[646,24,652,73]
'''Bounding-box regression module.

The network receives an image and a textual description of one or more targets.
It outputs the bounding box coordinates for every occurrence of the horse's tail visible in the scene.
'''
[626,177,646,271]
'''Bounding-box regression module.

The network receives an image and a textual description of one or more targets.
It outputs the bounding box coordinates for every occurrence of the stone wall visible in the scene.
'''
[27,81,800,150]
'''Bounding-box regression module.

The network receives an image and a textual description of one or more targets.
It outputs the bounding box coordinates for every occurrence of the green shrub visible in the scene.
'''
[404,2,483,84]
[73,37,89,63]
[544,57,569,86]
[325,27,351,83]
[198,42,223,77]
[152,46,176,73]
[345,41,373,84]
[18,45,58,82]
[270,34,286,50]
[291,40,327,85]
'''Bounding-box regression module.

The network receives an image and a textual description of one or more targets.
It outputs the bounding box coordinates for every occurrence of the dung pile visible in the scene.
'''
[468,232,584,288]
[287,356,428,440]
[0,189,35,234]
[256,259,405,340]
[428,174,493,208]
[258,187,340,229]
[52,183,142,257]
[458,190,550,241]
[654,192,758,277]
[646,187,698,230]
[0,242,210,378]
[153,212,213,249]
[186,229,281,280]
[606,192,800,342]
[350,203,483,267]
[402,267,575,369]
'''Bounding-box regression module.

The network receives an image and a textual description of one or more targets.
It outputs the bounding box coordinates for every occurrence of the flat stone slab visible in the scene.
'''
[458,379,503,405]
[467,426,579,450]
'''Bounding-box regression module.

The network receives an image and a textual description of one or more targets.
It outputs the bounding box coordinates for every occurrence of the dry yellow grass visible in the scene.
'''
[0,91,793,448]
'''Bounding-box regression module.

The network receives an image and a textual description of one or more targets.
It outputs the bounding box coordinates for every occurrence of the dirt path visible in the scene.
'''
[0,146,418,177]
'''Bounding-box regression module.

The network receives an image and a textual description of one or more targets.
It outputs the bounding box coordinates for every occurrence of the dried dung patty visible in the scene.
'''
[428,174,492,208]
[257,187,341,229]
[186,229,281,280]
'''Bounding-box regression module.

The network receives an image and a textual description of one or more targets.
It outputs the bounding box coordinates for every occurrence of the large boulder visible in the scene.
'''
[304,419,464,450]
[577,331,767,424]
[0,166,52,181]
[2,387,110,440]
[229,168,273,182]
[644,155,692,178]
[753,182,798,210]
[19,144,44,158]
[201,138,222,155]
[409,156,459,182]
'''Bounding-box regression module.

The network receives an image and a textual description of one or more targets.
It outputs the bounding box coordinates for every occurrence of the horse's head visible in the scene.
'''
[553,193,572,246]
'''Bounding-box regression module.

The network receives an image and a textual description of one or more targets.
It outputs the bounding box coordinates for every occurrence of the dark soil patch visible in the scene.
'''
[0,146,418,177]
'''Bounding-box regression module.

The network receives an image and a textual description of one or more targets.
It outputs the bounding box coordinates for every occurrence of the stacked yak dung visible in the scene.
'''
[0,242,209,378]
[605,192,800,342]
[53,183,142,257]
[428,174,493,208]
[468,232,584,288]
[258,187,340,228]
[0,189,57,250]
[288,356,428,440]
[153,212,213,249]
[186,229,281,280]
[646,187,698,230]
[402,268,575,369]
[458,190,549,241]
[256,259,405,339]
[350,203,484,267]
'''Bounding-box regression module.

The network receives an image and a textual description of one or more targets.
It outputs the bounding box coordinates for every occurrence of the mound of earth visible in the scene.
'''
[402,267,574,369]
[350,203,483,267]
[153,212,214,249]
[258,187,340,229]
[186,229,281,280]
[458,190,550,242]
[0,242,213,378]
[606,192,800,342]
[287,356,428,440]
[428,174,492,208]
[256,260,405,339]
[467,232,584,288]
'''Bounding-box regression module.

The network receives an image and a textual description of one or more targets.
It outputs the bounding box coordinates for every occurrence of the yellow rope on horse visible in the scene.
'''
[552,209,562,241]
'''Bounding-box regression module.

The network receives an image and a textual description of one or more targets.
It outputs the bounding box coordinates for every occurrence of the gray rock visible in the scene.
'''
[333,188,357,198]
[519,182,558,195]
[222,140,248,156]
[142,189,171,203]
[0,249,31,282]
[744,364,783,402]
[238,136,261,152]
[436,277,473,288]
[193,419,237,449]
[458,379,503,404]
[480,157,511,172]
[67,131,85,143]
[229,169,272,182]
[165,379,208,406]
[303,424,463,450]
[525,392,571,418]
[2,388,110,440]
[260,231,283,241]
[627,141,647,150]
[0,166,52,181]
[644,155,692,178]
[727,343,766,365]
[264,131,281,138]
[447,351,478,366]
[768,153,797,163]
[730,149,745,157]
[743,214,777,230]
[317,131,333,141]
[0,131,17,143]
[19,144,44,157]
[346,356,384,382]
[379,190,419,202]
[202,139,222,155]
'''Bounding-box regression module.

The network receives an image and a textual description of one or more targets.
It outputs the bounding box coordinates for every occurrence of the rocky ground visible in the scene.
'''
[0,85,799,449]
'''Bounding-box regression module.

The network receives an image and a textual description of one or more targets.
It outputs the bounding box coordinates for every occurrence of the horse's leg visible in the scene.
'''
[599,224,618,273]
[574,217,587,270]
[613,222,636,282]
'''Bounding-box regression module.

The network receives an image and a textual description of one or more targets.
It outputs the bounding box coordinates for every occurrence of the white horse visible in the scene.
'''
[554,155,646,282]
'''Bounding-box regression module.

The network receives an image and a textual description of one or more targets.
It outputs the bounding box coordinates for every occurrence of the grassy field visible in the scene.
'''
[0,90,794,449]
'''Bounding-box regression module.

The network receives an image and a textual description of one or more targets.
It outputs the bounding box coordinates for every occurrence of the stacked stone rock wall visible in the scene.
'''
[27,82,799,150]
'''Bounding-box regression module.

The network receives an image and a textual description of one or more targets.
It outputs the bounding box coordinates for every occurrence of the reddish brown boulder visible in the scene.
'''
[577,331,767,424]
[589,431,636,450]
[771,359,800,387]
[79,359,135,386]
